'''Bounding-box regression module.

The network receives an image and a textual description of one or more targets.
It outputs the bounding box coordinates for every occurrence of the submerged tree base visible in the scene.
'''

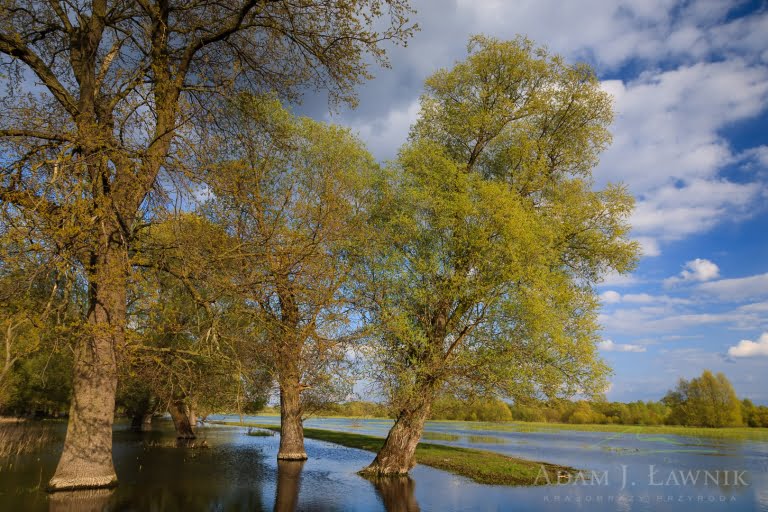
[214,421,575,486]
[47,474,118,493]
[277,451,308,461]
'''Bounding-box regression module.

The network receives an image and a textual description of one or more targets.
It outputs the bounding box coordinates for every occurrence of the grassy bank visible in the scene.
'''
[211,420,572,486]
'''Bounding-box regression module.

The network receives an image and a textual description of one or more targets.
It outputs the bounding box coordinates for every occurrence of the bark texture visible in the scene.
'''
[278,382,307,460]
[361,398,433,476]
[168,400,196,439]
[274,459,305,512]
[48,248,124,491]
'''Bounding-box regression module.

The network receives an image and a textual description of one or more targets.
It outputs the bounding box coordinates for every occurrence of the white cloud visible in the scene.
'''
[600,290,622,304]
[697,272,768,302]
[598,60,768,246]
[599,304,768,335]
[727,332,768,358]
[634,236,661,257]
[598,271,641,288]
[599,291,692,305]
[629,179,760,242]
[665,258,720,286]
[331,99,420,162]
[598,339,647,353]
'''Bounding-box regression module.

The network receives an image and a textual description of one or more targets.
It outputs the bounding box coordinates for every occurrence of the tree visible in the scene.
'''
[663,370,742,427]
[203,95,377,460]
[357,36,638,476]
[1,0,413,490]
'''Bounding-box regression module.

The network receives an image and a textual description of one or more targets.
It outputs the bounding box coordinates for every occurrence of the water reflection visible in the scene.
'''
[368,476,420,512]
[274,460,305,512]
[48,489,114,512]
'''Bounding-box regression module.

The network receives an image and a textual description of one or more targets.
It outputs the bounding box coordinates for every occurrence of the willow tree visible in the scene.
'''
[204,96,375,460]
[358,36,639,476]
[0,0,414,490]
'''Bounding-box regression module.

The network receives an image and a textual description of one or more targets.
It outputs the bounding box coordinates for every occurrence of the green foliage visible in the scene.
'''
[663,370,743,427]
[359,36,638,415]
[430,396,512,422]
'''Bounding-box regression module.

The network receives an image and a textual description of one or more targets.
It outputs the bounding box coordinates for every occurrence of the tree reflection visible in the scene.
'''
[48,488,114,512]
[368,475,420,512]
[275,459,305,512]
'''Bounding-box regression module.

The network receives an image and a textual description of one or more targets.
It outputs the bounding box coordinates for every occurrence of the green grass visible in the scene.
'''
[211,420,572,486]
[457,421,768,441]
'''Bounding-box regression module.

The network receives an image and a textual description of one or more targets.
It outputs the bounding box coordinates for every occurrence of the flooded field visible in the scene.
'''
[1,417,767,511]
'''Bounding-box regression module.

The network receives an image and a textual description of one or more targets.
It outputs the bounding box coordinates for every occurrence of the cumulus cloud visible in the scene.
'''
[665,258,720,287]
[597,60,768,248]
[598,339,647,353]
[727,332,768,358]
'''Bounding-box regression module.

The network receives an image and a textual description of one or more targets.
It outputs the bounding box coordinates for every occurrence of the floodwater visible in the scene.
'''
[1,416,767,511]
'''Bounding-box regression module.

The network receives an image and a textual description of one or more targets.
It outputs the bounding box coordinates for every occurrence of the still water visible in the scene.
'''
[1,416,767,511]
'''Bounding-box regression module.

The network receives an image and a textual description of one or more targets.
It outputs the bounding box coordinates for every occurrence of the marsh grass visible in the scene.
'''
[0,422,56,458]
[143,439,210,449]
[245,427,274,437]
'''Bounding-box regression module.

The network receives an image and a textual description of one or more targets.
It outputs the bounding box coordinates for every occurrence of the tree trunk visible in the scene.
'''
[168,400,196,439]
[130,414,143,431]
[48,247,125,491]
[361,398,433,476]
[188,406,197,430]
[141,412,153,431]
[274,459,305,512]
[278,381,307,460]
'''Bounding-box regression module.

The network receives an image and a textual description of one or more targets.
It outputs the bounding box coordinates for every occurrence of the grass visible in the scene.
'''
[211,420,573,486]
[0,422,56,457]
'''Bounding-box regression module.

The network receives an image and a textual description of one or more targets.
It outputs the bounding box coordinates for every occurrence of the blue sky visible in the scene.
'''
[302,0,768,404]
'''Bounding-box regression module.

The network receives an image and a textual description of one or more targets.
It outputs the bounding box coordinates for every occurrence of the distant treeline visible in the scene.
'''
[287,370,768,428]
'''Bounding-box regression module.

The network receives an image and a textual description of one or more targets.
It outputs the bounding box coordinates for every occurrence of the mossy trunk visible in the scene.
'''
[168,400,196,439]
[274,459,305,511]
[362,396,433,476]
[48,246,124,491]
[278,381,307,460]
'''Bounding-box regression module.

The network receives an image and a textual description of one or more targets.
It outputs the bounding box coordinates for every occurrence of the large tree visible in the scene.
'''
[203,95,375,460]
[358,36,638,476]
[663,370,742,427]
[0,0,413,490]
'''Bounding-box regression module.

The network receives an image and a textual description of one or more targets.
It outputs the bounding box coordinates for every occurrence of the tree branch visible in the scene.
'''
[0,31,78,117]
